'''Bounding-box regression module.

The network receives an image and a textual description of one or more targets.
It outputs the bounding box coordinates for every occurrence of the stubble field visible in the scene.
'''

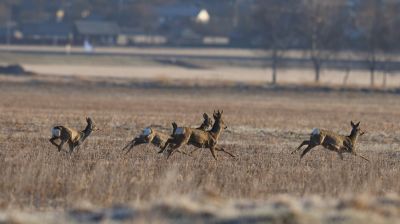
[0,73,400,223]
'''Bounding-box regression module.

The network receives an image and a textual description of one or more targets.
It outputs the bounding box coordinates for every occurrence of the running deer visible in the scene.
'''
[161,113,213,154]
[49,117,98,153]
[160,110,235,160]
[122,113,213,155]
[292,121,369,162]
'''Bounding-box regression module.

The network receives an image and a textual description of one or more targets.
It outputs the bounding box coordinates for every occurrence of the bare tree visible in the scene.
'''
[254,0,301,85]
[380,1,400,87]
[356,0,395,87]
[300,0,347,83]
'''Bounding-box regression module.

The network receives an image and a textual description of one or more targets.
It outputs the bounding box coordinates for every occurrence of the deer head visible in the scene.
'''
[85,117,99,132]
[213,110,227,130]
[201,113,213,130]
[348,121,364,150]
[350,121,364,136]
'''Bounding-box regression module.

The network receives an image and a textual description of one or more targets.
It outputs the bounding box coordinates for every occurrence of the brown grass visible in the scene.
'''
[0,75,400,214]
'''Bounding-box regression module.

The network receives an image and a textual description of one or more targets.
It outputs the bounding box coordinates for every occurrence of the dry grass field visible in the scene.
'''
[0,72,400,223]
[0,47,400,223]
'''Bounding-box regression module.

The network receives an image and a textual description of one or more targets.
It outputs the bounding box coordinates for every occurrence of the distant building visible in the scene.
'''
[19,22,72,45]
[117,27,167,46]
[74,20,120,45]
[156,4,214,46]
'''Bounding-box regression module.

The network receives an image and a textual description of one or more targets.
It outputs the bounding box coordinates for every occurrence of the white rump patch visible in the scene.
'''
[175,127,185,135]
[52,127,61,137]
[311,128,320,135]
[142,128,152,136]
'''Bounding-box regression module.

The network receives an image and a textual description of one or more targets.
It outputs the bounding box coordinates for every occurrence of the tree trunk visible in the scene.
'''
[370,68,375,87]
[314,61,321,83]
[271,50,278,85]
[342,68,350,86]
[383,71,387,88]
[368,55,376,87]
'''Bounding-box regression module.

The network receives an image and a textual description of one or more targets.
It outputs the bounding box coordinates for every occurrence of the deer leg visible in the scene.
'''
[58,139,66,152]
[215,145,235,158]
[292,140,310,154]
[166,136,191,159]
[166,141,188,159]
[158,139,173,154]
[300,144,317,159]
[166,143,184,159]
[337,152,344,160]
[174,149,192,157]
[209,146,217,161]
[354,153,370,162]
[131,138,148,148]
[159,141,190,157]
[68,141,75,154]
[189,147,200,155]
[122,140,134,151]
[73,141,82,152]
[49,137,59,147]
[124,142,136,155]
[125,145,134,155]
[124,138,147,155]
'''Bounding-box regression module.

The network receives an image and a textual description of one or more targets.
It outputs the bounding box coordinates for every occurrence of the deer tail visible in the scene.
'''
[51,126,62,137]
[311,128,320,136]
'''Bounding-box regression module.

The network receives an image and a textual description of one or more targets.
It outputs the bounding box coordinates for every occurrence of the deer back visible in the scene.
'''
[53,126,80,142]
[186,110,225,147]
[187,129,215,148]
[312,129,349,151]
[152,131,171,148]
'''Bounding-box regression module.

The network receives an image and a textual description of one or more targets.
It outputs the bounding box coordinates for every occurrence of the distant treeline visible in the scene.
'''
[0,0,397,50]
[0,0,398,85]
[252,0,400,85]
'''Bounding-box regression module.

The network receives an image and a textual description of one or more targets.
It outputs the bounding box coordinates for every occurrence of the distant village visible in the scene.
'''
[0,0,397,54]
[0,0,257,47]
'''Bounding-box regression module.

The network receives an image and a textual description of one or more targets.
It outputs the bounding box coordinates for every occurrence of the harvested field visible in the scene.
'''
[0,63,400,223]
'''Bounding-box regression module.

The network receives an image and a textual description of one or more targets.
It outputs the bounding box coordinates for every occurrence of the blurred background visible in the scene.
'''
[0,0,399,87]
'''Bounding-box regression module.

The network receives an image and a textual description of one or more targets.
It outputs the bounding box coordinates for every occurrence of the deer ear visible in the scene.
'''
[351,121,355,127]
[203,113,208,119]
[356,121,360,127]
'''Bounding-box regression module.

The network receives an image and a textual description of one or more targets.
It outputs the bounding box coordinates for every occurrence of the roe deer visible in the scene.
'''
[122,113,213,155]
[159,113,213,154]
[160,110,235,160]
[121,127,172,154]
[292,121,369,162]
[49,117,98,154]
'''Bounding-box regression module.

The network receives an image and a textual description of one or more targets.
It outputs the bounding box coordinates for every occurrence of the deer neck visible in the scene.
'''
[209,120,222,140]
[347,130,359,149]
[80,124,93,141]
